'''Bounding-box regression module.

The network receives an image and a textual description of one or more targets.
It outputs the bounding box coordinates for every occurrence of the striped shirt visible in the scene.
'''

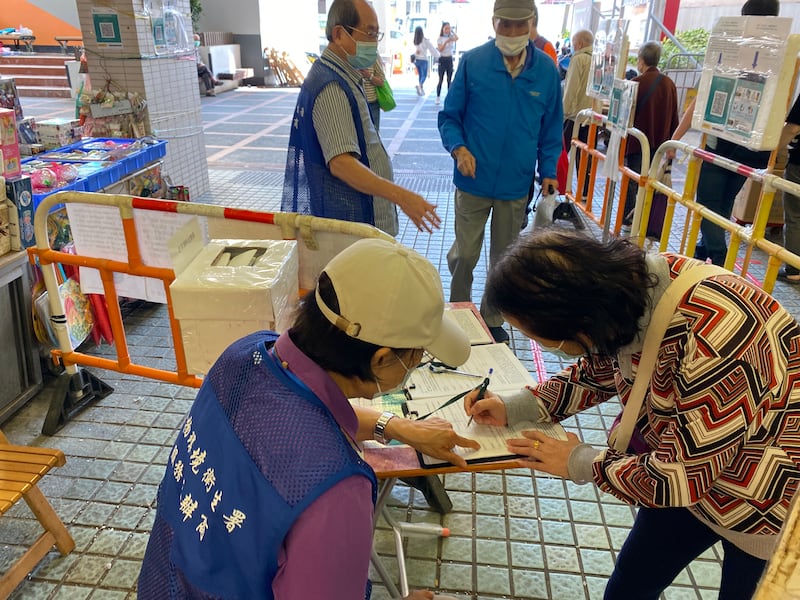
[361,61,384,104]
[312,49,397,235]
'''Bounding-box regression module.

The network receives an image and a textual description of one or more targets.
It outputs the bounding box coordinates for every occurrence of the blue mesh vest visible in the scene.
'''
[138,332,377,599]
[282,56,376,226]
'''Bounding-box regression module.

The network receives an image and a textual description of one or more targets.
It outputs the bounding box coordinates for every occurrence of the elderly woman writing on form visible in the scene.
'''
[465,229,800,599]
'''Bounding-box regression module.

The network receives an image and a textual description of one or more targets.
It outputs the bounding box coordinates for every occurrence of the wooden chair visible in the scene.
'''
[0,430,75,598]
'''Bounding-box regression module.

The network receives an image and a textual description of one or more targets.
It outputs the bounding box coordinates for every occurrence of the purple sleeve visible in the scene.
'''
[273,475,375,599]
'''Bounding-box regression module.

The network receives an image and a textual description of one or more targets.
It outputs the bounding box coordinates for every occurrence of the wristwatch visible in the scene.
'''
[373,411,396,445]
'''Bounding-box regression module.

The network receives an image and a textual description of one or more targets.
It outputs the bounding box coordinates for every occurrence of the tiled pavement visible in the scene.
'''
[4,73,799,600]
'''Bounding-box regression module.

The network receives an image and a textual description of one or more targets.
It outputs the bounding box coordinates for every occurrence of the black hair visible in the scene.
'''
[290,272,415,381]
[485,230,658,355]
[414,26,424,46]
[326,0,361,42]
[741,0,779,16]
[440,22,450,37]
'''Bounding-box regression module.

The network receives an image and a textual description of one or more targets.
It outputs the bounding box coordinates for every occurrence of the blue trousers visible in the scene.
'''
[605,507,767,600]
[417,58,429,86]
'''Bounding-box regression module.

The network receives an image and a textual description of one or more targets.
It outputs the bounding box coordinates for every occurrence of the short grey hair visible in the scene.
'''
[572,29,593,48]
[638,41,662,68]
[326,0,361,42]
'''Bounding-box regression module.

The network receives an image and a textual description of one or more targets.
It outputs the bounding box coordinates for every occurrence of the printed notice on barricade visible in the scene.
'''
[66,202,206,303]
[693,16,800,149]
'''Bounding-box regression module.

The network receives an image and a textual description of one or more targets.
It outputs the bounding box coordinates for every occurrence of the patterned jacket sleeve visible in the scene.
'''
[593,277,794,510]
[532,354,620,421]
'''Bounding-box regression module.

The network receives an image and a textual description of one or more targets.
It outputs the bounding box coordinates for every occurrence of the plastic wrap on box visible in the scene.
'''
[693,17,800,151]
[170,239,299,374]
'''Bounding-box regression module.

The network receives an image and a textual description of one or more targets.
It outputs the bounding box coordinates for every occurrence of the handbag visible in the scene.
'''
[607,263,728,452]
[376,80,396,112]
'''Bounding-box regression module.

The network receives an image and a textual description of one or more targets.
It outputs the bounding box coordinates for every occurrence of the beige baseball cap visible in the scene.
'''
[316,238,470,367]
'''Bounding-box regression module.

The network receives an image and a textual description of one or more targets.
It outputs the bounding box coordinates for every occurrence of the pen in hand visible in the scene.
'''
[467,368,492,427]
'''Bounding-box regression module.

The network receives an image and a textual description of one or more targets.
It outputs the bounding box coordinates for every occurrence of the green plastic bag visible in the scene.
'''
[376,80,396,112]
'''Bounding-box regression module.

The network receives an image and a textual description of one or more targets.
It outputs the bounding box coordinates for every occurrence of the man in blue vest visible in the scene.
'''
[283,0,440,236]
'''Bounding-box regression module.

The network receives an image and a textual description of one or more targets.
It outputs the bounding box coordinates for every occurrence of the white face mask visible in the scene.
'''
[495,34,529,57]
[372,352,415,398]
[539,340,584,361]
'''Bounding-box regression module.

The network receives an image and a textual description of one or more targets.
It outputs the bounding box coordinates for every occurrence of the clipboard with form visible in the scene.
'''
[402,396,568,467]
[403,343,568,467]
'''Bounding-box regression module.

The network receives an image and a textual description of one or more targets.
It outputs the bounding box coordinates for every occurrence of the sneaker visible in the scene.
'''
[435,97,440,105]
[213,79,223,86]
[416,84,423,96]
[488,326,509,344]
[620,224,631,237]
[778,266,800,284]
[205,90,216,96]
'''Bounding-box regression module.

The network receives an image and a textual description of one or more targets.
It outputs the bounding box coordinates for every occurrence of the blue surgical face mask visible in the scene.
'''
[540,340,583,361]
[343,29,379,70]
[194,40,201,48]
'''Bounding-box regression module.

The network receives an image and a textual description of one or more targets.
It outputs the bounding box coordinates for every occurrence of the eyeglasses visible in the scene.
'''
[346,26,384,42]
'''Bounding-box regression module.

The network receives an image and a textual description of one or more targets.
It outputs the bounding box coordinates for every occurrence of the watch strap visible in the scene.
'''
[373,411,396,445]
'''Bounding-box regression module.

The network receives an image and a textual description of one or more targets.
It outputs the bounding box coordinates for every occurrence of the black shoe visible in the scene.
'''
[778,267,800,284]
[489,326,509,344]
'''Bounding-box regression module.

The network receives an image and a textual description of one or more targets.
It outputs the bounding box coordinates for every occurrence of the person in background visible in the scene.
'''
[282,0,441,235]
[670,0,780,264]
[557,43,571,79]
[138,238,474,600]
[776,92,800,283]
[435,22,458,105]
[193,34,222,96]
[438,0,563,344]
[528,2,557,64]
[561,29,594,197]
[621,41,679,232]
[359,60,386,130]
[413,25,439,96]
[468,228,800,600]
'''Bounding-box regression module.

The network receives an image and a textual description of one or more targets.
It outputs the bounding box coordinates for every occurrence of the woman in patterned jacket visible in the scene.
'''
[466,229,800,599]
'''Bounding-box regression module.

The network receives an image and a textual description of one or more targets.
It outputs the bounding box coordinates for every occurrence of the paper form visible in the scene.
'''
[444,308,492,345]
[403,395,568,467]
[407,343,535,399]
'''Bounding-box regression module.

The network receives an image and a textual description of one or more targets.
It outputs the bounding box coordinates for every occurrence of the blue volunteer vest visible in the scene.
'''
[282,56,376,226]
[138,332,377,599]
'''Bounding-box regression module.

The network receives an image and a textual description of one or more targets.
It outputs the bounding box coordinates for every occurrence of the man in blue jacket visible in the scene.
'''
[438,0,563,344]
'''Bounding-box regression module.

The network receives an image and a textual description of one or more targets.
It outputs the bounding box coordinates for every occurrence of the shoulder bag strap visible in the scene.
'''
[610,263,728,452]
[637,74,665,111]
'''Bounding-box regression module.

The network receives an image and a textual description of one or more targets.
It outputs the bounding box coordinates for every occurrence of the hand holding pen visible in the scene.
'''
[464,372,509,427]
[466,369,492,427]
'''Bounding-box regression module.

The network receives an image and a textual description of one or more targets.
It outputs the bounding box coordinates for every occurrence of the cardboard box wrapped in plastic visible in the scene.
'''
[170,239,299,375]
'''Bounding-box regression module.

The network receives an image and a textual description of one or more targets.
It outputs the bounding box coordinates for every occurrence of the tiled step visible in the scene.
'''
[0,54,72,66]
[14,85,71,98]
[0,65,69,77]
[5,75,69,87]
[0,53,72,97]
